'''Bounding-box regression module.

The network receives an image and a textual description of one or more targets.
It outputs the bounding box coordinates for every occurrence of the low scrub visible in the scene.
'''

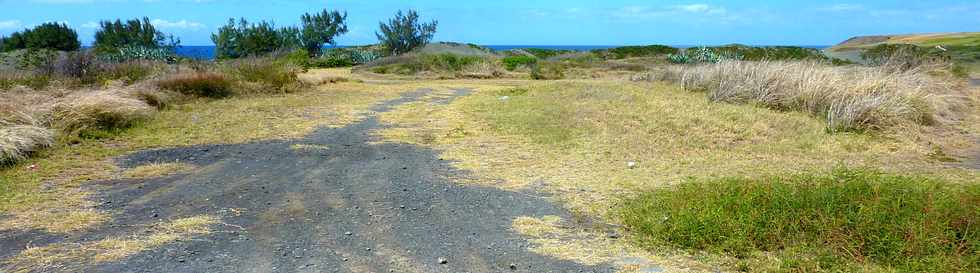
[643,61,958,131]
[0,125,54,164]
[366,53,501,78]
[51,92,155,137]
[156,72,233,98]
[530,61,566,80]
[620,168,979,272]
[501,55,537,71]
[600,45,679,59]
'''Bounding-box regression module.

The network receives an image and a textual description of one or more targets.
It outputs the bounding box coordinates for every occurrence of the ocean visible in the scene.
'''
[176,45,830,60]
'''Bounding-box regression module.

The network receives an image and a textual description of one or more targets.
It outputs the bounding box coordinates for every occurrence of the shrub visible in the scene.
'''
[861,44,952,72]
[56,51,100,84]
[224,57,302,93]
[522,48,573,59]
[376,10,438,56]
[0,125,55,164]
[646,61,954,131]
[98,61,157,84]
[709,45,827,61]
[620,168,979,272]
[309,56,354,68]
[51,92,155,137]
[530,61,565,80]
[501,55,537,71]
[156,72,234,98]
[602,45,678,59]
[1,22,80,52]
[213,18,294,59]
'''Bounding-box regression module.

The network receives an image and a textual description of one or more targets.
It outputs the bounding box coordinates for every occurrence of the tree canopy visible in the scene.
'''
[0,22,80,52]
[94,17,178,53]
[376,10,438,56]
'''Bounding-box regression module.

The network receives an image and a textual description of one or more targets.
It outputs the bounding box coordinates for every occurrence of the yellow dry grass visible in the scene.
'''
[2,215,218,273]
[375,80,978,217]
[122,162,194,179]
[512,215,712,273]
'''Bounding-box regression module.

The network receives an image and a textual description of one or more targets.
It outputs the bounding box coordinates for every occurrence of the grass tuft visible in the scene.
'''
[0,126,54,164]
[620,168,980,272]
[156,72,234,98]
[51,91,155,138]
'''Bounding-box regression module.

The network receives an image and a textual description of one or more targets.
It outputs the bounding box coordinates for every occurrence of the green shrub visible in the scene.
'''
[309,56,354,68]
[709,45,827,61]
[1,22,80,52]
[861,44,951,71]
[620,168,979,272]
[602,45,678,59]
[523,48,573,59]
[530,62,565,80]
[501,55,537,71]
[416,53,482,71]
[99,61,156,84]
[156,72,234,98]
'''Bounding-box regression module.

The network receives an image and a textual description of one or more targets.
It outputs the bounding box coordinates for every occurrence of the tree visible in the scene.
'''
[299,9,348,56]
[94,17,175,53]
[212,18,296,59]
[0,23,80,52]
[376,10,437,56]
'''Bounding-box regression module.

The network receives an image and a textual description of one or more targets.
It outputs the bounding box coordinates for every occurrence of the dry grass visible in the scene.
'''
[639,61,966,131]
[2,215,218,273]
[122,162,194,179]
[50,91,156,137]
[511,215,708,273]
[0,126,55,164]
[156,72,234,98]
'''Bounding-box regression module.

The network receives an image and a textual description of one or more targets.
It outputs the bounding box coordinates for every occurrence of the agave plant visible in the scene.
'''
[667,53,691,64]
[349,50,380,64]
[100,46,178,63]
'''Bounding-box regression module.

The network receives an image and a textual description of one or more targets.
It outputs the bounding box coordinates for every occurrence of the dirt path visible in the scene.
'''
[1,89,617,273]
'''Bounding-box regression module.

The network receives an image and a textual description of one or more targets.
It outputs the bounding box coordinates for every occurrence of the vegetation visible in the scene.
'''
[501,55,537,71]
[299,9,349,56]
[599,45,678,59]
[376,10,438,56]
[521,48,573,59]
[620,168,979,272]
[212,18,294,59]
[861,43,953,71]
[93,17,178,53]
[643,60,956,131]
[530,61,565,80]
[0,23,80,52]
[222,57,303,93]
[156,72,234,98]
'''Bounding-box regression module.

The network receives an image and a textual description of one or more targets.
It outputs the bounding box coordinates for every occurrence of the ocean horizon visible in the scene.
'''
[175,44,831,60]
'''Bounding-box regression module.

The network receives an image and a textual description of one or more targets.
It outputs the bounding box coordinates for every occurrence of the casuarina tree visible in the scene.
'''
[376,10,437,56]
[299,9,348,56]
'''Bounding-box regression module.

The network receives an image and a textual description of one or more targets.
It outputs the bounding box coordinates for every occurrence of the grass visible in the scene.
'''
[2,215,218,272]
[122,162,194,179]
[0,73,403,235]
[156,72,234,98]
[51,91,156,138]
[0,126,54,164]
[645,61,964,131]
[619,168,979,272]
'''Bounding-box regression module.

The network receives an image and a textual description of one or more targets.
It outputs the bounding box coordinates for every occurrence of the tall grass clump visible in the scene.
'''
[0,125,54,164]
[156,72,233,98]
[620,168,979,272]
[649,61,956,131]
[51,91,155,138]
[223,57,303,93]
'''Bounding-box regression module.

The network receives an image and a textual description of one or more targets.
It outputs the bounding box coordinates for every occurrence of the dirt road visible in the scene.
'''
[1,89,616,273]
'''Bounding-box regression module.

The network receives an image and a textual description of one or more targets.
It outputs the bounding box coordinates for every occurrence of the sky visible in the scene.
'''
[0,0,978,46]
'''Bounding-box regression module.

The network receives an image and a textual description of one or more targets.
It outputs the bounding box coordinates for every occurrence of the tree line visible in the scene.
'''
[0,9,438,59]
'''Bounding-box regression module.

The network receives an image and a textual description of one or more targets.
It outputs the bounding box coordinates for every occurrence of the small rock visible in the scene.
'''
[344,232,353,236]
[366,248,372,251]
[509,263,518,270]
[627,161,638,169]
[399,205,405,209]
[437,258,448,264]
[343,258,349,262]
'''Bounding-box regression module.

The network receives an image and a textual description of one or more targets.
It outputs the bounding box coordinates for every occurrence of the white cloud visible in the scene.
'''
[615,4,728,18]
[150,19,205,29]
[675,4,711,13]
[81,21,99,29]
[0,20,22,29]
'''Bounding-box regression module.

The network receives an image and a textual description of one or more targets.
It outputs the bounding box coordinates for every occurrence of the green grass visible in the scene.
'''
[600,45,679,59]
[620,168,979,272]
[501,55,537,71]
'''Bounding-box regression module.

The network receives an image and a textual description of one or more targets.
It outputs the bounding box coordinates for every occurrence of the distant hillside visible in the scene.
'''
[830,32,980,52]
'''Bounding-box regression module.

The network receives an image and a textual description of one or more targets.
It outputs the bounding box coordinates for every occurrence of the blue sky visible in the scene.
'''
[1,0,978,46]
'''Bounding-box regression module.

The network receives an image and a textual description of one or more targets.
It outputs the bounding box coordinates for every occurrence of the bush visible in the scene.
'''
[620,168,979,272]
[530,61,565,80]
[522,48,573,59]
[1,22,80,52]
[156,72,234,98]
[602,45,678,59]
[861,44,952,72]
[98,61,157,84]
[0,125,55,164]
[51,92,156,137]
[212,18,295,59]
[501,55,537,71]
[376,10,438,56]
[224,57,302,93]
[710,45,827,61]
